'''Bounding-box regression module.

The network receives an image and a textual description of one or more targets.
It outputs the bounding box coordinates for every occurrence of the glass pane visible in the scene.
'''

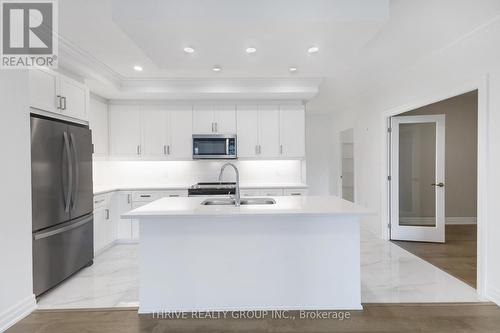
[399,122,436,227]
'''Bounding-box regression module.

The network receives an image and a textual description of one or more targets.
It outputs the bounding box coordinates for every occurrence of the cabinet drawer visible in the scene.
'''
[132,191,164,202]
[163,190,188,198]
[260,189,284,196]
[283,188,308,196]
[240,189,261,197]
[93,194,109,210]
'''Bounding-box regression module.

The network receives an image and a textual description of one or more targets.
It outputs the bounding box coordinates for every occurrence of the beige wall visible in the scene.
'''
[401,91,478,220]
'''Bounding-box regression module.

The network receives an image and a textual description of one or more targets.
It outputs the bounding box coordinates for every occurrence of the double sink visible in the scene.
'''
[201,198,276,206]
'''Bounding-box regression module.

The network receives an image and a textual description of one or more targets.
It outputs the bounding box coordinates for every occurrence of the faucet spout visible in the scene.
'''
[218,162,240,206]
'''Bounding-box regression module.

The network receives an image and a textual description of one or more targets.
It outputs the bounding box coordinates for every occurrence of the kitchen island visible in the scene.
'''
[123,196,371,313]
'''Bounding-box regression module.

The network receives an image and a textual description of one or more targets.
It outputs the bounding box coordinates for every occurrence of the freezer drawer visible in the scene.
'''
[33,214,94,296]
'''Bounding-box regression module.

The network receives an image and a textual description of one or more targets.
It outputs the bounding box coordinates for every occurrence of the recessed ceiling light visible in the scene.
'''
[289,66,298,73]
[184,47,195,54]
[133,65,143,72]
[308,46,319,54]
[212,65,222,72]
[246,47,257,54]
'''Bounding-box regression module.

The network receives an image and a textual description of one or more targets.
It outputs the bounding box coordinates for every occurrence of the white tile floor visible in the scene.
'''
[37,226,481,309]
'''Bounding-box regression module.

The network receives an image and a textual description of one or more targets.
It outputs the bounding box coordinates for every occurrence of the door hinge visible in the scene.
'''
[387,176,392,181]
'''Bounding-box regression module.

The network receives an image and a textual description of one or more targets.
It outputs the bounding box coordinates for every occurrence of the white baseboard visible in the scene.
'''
[487,285,500,306]
[445,217,477,225]
[0,294,36,332]
[114,239,139,244]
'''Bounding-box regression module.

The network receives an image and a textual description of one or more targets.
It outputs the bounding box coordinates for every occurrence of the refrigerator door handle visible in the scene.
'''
[69,132,79,210]
[33,214,92,240]
[63,132,73,213]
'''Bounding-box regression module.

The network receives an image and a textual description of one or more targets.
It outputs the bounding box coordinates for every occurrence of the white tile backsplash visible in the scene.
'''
[93,160,305,188]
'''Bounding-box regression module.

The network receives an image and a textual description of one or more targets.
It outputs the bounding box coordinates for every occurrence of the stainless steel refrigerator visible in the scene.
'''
[31,115,94,296]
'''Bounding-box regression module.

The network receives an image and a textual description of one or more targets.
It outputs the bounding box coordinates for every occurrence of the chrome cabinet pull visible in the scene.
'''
[211,123,215,132]
[56,95,62,109]
[62,96,67,110]
[163,145,167,155]
[167,145,170,155]
[137,145,141,155]
[280,145,283,155]
[259,145,262,154]
[105,209,110,220]
[255,145,259,155]
[127,194,131,204]
[215,122,218,132]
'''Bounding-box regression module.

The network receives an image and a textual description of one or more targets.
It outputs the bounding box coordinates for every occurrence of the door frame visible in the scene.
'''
[380,76,488,298]
[339,128,355,202]
[390,115,446,243]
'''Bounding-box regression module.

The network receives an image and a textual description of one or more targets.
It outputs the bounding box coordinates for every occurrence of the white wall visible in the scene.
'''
[327,17,500,303]
[93,160,305,188]
[305,113,334,195]
[0,71,36,331]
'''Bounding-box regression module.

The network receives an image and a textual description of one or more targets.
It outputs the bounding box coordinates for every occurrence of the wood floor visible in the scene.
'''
[393,224,477,288]
[7,303,500,333]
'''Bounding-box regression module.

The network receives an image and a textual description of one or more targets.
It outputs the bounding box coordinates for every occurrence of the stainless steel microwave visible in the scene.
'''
[192,134,237,159]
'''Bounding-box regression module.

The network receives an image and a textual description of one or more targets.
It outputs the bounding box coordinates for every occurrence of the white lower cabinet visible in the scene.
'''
[111,192,133,241]
[93,193,114,255]
[283,188,308,196]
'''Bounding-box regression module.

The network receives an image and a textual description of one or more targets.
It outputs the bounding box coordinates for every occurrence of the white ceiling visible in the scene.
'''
[57,0,500,101]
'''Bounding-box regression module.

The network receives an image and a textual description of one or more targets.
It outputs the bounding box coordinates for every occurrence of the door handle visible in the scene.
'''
[62,96,67,110]
[163,145,167,155]
[63,132,73,213]
[105,209,110,220]
[167,145,170,155]
[137,145,141,155]
[56,95,62,109]
[69,133,79,210]
[431,182,445,187]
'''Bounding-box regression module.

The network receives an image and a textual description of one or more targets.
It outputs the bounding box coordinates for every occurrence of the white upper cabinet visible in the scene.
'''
[109,105,142,159]
[193,105,236,134]
[28,68,88,122]
[193,105,214,134]
[29,68,58,114]
[236,105,259,158]
[59,76,88,121]
[259,106,281,158]
[168,108,193,159]
[279,105,305,158]
[88,97,109,159]
[141,108,169,159]
[214,105,237,134]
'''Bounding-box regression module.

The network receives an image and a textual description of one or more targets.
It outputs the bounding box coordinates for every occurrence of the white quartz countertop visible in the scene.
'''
[93,183,309,196]
[122,196,372,218]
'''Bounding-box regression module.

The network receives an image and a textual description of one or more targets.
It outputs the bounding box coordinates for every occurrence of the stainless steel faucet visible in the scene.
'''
[218,162,241,206]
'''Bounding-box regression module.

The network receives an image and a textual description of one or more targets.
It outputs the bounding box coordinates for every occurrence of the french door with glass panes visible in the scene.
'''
[390,115,446,243]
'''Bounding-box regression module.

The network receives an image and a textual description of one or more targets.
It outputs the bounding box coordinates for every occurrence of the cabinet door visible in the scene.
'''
[193,105,214,134]
[215,105,236,133]
[237,106,259,158]
[131,201,149,240]
[259,106,281,158]
[93,207,106,255]
[60,76,87,121]
[88,98,108,158]
[168,109,193,159]
[29,68,58,113]
[141,109,168,159]
[111,192,132,240]
[279,106,305,158]
[109,105,142,159]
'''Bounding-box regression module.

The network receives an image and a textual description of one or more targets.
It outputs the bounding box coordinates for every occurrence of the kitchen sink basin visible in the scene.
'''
[201,198,276,206]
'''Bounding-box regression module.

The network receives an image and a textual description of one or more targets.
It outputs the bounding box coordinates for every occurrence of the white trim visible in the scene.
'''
[487,285,500,306]
[0,294,36,332]
[381,76,489,299]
